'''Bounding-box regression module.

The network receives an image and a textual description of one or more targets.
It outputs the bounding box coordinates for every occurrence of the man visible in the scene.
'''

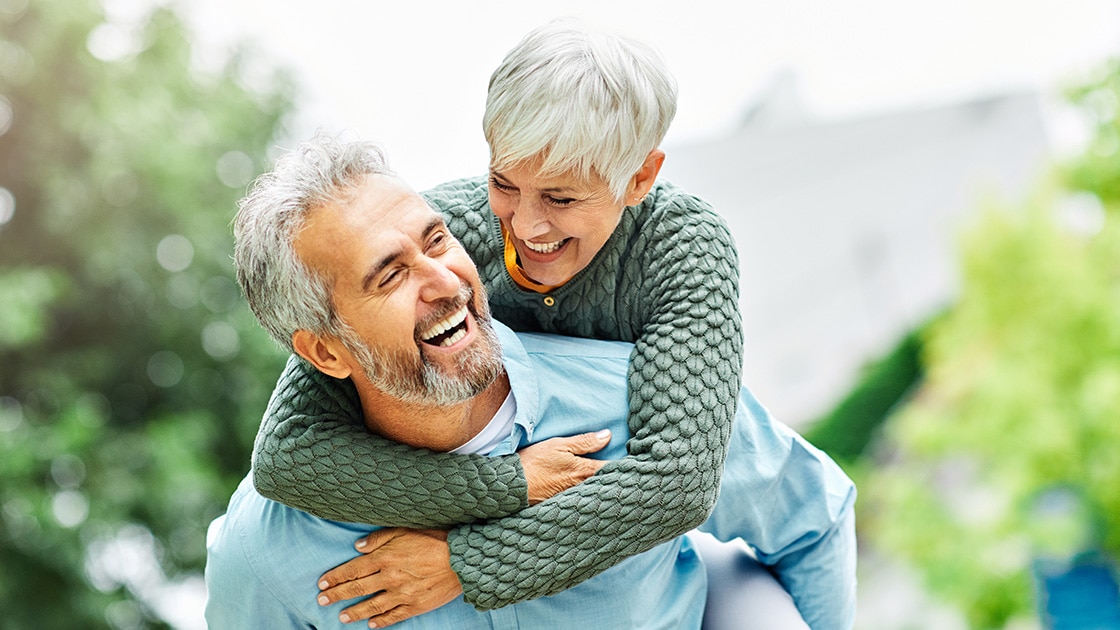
[205,135,857,628]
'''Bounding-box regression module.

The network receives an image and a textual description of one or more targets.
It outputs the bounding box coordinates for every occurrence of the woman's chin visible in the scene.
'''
[521,261,574,287]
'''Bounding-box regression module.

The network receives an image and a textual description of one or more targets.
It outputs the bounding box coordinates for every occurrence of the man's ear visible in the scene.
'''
[624,149,666,206]
[292,329,353,379]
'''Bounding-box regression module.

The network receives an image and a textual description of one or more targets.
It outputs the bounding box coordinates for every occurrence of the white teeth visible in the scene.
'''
[524,239,565,254]
[420,306,468,342]
[440,328,467,347]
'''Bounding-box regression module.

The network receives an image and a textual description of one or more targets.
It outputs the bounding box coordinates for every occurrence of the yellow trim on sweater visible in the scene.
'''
[501,224,566,294]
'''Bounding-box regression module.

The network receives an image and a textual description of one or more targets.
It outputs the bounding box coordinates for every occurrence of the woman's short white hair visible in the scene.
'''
[233,133,394,351]
[483,18,678,201]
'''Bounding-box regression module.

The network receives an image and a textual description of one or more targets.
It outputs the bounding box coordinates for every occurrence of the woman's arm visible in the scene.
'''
[446,191,744,608]
[252,355,529,527]
[252,355,608,526]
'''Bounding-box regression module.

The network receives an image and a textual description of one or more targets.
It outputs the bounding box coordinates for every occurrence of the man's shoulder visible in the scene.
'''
[496,321,633,362]
[208,476,291,564]
[515,330,634,361]
[207,476,372,583]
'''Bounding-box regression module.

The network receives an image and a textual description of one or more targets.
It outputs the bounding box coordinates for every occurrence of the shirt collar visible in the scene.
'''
[494,320,540,439]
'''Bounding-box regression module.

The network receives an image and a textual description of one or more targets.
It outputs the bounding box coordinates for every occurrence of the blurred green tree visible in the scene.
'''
[0,1,293,626]
[857,61,1120,628]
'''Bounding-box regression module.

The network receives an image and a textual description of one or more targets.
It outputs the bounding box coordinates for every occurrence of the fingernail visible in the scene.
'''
[319,579,329,589]
[340,613,351,623]
[595,429,611,439]
[318,595,329,606]
[356,538,367,549]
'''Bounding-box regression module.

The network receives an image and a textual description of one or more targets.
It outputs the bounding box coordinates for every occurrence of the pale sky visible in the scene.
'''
[171,0,1120,189]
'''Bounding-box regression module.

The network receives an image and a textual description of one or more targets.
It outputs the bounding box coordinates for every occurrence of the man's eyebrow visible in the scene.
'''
[360,216,446,293]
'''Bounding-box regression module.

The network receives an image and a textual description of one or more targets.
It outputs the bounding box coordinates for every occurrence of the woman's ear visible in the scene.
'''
[625,149,666,206]
[292,329,353,379]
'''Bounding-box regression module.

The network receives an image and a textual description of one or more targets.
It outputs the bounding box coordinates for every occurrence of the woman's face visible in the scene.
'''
[487,159,627,287]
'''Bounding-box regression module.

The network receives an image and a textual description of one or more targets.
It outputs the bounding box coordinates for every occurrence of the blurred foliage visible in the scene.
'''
[0,0,293,627]
[858,61,1120,628]
[803,326,926,467]
[1064,58,1120,207]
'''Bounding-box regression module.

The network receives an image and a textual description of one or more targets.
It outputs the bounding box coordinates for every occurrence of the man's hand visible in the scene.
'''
[518,429,611,504]
[317,528,462,627]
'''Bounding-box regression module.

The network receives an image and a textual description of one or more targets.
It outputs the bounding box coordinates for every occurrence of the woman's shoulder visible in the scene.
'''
[645,180,722,222]
[633,180,736,254]
[422,175,490,213]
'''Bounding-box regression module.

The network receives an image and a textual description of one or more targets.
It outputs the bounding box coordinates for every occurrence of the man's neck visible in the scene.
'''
[355,372,512,453]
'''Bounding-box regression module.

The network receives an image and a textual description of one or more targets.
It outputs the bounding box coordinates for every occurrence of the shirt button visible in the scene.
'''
[543,296,555,307]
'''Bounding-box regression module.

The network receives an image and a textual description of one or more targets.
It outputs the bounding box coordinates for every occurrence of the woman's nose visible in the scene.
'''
[510,198,551,240]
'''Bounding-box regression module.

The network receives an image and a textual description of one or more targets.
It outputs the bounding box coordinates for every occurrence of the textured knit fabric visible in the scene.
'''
[209,326,856,630]
[251,176,743,609]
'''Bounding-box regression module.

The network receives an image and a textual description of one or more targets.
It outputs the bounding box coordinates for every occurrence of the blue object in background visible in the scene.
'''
[1034,552,1120,630]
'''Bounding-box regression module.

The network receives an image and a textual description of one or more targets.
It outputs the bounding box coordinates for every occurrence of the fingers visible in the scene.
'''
[562,429,612,455]
[336,592,399,626]
[579,457,607,475]
[354,527,398,553]
[320,553,380,592]
[320,528,408,590]
[519,430,614,504]
[338,599,421,628]
[367,604,422,628]
[320,574,385,611]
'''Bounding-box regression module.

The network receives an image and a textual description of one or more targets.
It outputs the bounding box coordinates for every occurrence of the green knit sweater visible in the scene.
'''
[252,176,743,609]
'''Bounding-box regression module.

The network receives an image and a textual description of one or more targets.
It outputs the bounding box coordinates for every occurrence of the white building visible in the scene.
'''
[661,82,1051,427]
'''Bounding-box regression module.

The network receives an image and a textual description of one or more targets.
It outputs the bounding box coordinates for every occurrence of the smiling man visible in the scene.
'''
[287,173,507,449]
[205,135,857,629]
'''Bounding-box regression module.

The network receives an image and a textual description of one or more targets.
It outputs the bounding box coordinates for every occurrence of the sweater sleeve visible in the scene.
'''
[447,194,744,609]
[251,355,528,527]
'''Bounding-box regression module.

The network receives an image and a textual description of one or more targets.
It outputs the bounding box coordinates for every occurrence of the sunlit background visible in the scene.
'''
[2,0,1120,628]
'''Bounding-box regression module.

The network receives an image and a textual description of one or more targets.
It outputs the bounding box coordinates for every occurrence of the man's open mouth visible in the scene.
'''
[419,305,469,347]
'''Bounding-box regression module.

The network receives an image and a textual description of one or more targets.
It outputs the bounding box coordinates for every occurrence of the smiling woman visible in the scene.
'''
[487,152,660,288]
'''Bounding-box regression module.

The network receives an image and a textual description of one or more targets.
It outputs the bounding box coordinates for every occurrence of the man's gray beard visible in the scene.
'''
[337,288,504,406]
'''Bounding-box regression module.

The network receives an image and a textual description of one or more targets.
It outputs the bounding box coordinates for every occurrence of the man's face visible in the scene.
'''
[295,174,502,406]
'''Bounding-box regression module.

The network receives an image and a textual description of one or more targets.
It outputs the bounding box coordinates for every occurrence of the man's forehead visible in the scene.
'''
[353,173,433,224]
[296,175,438,265]
[323,175,435,232]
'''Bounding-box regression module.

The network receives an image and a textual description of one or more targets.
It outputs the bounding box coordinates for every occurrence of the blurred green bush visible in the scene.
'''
[0,1,293,626]
[856,60,1120,628]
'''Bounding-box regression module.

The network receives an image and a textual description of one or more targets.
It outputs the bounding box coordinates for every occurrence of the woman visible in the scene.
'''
[253,17,743,621]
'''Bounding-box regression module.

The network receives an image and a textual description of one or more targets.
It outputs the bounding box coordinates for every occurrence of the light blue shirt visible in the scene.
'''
[205,323,857,629]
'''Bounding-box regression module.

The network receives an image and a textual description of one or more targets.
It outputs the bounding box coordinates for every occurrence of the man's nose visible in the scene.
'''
[510,198,551,240]
[418,257,461,302]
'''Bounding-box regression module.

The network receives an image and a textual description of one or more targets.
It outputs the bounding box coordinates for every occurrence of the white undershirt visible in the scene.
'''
[449,392,517,455]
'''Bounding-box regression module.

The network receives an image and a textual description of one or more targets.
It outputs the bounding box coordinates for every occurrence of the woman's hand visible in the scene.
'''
[517,430,611,504]
[317,528,462,627]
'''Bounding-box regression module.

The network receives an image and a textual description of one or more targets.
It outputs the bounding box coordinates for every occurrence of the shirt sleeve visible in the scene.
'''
[251,355,529,527]
[699,388,859,630]
[447,196,744,608]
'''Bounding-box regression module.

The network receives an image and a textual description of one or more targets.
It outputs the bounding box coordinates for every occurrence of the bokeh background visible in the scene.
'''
[2,0,1120,628]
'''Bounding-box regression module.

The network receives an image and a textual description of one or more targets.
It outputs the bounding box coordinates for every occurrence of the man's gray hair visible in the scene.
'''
[484,18,678,201]
[233,134,394,351]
